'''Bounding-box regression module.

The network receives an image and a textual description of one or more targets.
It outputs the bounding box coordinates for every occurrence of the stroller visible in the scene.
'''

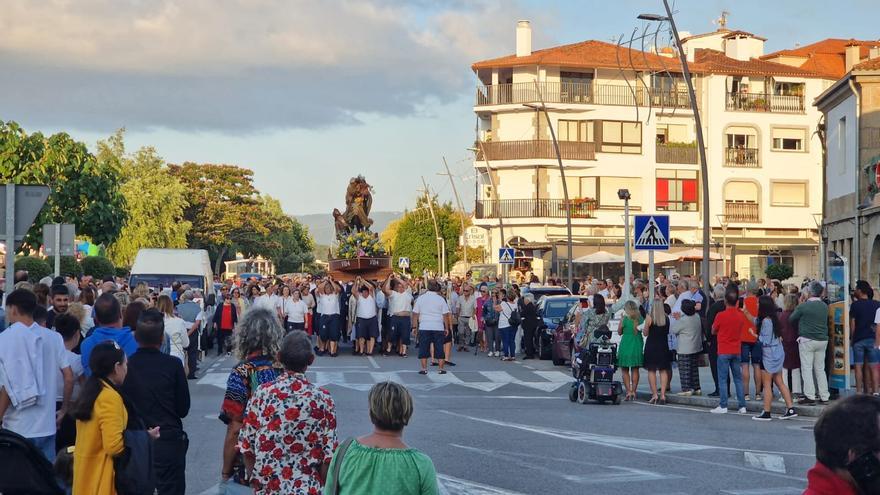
[0,428,64,494]
[568,326,623,405]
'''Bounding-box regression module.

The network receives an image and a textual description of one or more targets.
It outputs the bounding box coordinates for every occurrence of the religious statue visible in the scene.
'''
[333,175,374,238]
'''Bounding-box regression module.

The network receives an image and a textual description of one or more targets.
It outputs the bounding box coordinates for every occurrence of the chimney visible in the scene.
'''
[516,20,532,57]
[845,42,860,72]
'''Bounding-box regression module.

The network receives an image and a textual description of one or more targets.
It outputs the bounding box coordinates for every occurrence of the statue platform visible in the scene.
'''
[328,256,392,282]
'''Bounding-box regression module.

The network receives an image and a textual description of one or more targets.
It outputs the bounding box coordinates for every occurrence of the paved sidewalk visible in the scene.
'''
[631,365,828,417]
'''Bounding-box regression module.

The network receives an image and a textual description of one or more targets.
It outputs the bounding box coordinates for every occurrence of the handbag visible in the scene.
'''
[114,425,155,495]
[468,315,478,332]
[326,438,355,495]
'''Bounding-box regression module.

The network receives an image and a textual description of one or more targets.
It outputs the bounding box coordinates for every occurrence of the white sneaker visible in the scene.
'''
[710,406,727,414]
[738,407,748,414]
[495,351,501,357]
[487,352,493,357]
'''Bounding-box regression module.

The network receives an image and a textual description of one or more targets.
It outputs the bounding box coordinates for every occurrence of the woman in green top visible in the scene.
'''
[325,382,438,495]
[617,300,644,401]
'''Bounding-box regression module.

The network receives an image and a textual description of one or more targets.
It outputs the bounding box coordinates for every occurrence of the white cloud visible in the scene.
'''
[0,0,541,131]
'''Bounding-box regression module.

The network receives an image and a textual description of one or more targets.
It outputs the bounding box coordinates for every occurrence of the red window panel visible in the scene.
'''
[656,178,669,208]
[682,179,697,203]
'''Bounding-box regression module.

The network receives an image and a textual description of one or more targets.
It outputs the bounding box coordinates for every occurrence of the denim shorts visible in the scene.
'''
[390,315,412,345]
[852,338,880,365]
[319,314,340,341]
[741,342,763,365]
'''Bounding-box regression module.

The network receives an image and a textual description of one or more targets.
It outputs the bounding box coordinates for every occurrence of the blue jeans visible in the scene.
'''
[500,326,516,357]
[28,434,56,463]
[717,354,746,409]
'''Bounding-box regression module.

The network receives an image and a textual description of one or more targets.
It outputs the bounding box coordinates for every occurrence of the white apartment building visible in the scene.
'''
[815,43,880,286]
[470,21,842,281]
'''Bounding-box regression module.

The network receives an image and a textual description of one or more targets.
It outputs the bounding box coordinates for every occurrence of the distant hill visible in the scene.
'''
[296,211,402,247]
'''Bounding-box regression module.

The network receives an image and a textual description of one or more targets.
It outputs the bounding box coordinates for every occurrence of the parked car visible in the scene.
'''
[537,295,590,364]
[520,285,572,303]
[551,304,622,373]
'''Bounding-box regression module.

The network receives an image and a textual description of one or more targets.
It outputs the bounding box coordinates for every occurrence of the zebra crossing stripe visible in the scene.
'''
[314,372,346,386]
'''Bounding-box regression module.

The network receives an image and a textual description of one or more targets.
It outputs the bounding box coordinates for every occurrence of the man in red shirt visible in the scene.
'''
[741,286,763,401]
[710,288,750,414]
[805,395,880,494]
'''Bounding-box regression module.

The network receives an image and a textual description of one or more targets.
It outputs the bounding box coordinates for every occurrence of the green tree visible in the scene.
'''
[59,256,82,278]
[14,256,52,282]
[257,196,316,274]
[0,121,127,250]
[765,263,794,281]
[392,197,463,275]
[102,130,191,267]
[81,256,116,279]
[168,163,270,274]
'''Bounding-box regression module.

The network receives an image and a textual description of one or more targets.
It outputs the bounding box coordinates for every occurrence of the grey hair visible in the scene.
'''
[181,289,194,302]
[234,307,284,360]
[687,280,699,290]
[810,281,825,298]
[523,293,535,304]
[713,284,725,299]
[678,281,689,290]
[279,331,314,372]
[427,279,441,292]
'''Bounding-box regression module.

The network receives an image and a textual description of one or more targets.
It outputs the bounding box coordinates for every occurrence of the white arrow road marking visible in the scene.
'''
[438,475,526,495]
[370,371,404,383]
[532,370,575,383]
[744,452,787,474]
[479,371,568,392]
[314,371,345,386]
[196,372,229,389]
[427,371,465,384]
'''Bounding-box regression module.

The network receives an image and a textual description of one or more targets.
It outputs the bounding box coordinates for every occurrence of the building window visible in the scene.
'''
[598,177,641,209]
[558,120,594,142]
[770,181,808,207]
[656,169,698,211]
[563,176,596,199]
[656,124,689,144]
[771,128,806,151]
[774,82,804,96]
[600,121,642,154]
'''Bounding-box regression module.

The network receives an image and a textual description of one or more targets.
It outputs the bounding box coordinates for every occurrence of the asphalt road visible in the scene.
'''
[184,343,817,495]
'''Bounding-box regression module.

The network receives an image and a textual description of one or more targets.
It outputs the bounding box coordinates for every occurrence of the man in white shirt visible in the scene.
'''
[254,284,282,314]
[384,274,414,357]
[412,280,451,374]
[0,289,74,462]
[316,278,342,357]
[353,278,379,356]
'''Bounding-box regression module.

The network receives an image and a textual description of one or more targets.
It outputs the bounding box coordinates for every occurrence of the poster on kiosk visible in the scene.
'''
[826,254,850,392]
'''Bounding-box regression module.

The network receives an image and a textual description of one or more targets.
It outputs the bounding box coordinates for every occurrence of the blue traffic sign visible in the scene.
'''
[634,215,670,250]
[498,248,515,264]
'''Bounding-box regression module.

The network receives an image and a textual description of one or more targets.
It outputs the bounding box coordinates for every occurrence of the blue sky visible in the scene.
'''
[2,0,876,216]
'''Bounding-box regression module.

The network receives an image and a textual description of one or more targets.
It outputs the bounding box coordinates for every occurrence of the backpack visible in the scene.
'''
[482,299,499,326]
[501,301,521,328]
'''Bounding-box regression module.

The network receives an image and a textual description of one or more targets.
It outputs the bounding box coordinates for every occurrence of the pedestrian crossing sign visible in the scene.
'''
[498,248,515,265]
[398,257,410,269]
[634,215,670,250]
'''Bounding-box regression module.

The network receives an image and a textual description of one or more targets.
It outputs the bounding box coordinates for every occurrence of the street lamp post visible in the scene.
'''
[523,97,575,292]
[639,2,712,293]
[619,189,632,293]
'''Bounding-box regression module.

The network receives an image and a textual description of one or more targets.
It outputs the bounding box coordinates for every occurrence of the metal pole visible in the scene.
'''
[420,177,443,276]
[648,250,655,311]
[663,0,711,292]
[533,82,574,291]
[441,157,468,270]
[624,197,632,294]
[5,184,16,305]
[54,223,61,277]
[475,141,506,251]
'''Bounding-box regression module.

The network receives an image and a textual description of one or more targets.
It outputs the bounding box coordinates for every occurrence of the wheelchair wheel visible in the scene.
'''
[577,382,589,404]
[568,383,578,402]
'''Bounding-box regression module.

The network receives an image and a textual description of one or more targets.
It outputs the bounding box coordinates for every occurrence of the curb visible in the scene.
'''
[634,391,826,417]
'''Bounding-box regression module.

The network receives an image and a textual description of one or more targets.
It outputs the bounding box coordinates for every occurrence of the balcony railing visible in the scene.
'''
[475,81,693,109]
[476,140,596,161]
[725,147,760,167]
[724,201,760,223]
[475,199,598,219]
[725,92,805,113]
[656,143,698,164]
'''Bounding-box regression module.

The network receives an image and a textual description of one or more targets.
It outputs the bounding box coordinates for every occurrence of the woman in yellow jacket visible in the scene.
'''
[71,341,157,494]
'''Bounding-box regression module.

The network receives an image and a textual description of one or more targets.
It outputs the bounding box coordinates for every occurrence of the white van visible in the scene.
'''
[129,249,215,296]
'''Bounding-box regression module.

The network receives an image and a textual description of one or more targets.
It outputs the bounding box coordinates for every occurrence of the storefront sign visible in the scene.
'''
[465,226,488,249]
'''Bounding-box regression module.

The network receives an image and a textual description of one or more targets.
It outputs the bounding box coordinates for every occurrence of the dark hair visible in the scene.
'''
[757,295,782,339]
[724,289,739,307]
[33,305,48,326]
[279,331,313,372]
[593,294,606,315]
[814,395,880,469]
[5,288,37,317]
[856,280,874,299]
[50,284,69,297]
[33,283,50,306]
[80,287,97,306]
[122,300,146,332]
[54,313,81,341]
[94,293,122,326]
[681,299,696,316]
[135,309,165,347]
[71,342,125,421]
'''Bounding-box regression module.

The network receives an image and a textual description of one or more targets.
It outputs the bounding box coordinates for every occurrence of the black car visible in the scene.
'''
[536,295,590,364]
